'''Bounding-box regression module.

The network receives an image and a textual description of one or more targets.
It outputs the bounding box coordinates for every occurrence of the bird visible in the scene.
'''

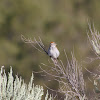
[48,42,60,59]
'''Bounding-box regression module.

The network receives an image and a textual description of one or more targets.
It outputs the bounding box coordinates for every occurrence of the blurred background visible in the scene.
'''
[0,0,100,99]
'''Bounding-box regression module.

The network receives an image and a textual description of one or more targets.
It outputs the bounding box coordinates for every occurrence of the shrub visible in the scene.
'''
[0,66,53,100]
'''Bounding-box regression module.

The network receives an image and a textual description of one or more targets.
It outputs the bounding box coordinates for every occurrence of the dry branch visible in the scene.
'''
[21,34,86,99]
[87,22,100,57]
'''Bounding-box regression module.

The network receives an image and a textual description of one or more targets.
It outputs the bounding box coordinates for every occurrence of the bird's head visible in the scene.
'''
[50,42,57,47]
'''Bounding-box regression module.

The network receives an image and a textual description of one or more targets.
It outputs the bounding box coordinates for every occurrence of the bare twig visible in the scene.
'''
[40,51,86,99]
[21,34,48,54]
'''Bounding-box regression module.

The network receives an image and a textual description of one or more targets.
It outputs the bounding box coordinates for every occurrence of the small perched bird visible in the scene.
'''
[48,42,60,59]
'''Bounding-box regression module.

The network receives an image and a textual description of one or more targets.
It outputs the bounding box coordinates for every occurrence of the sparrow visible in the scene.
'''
[48,42,60,59]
